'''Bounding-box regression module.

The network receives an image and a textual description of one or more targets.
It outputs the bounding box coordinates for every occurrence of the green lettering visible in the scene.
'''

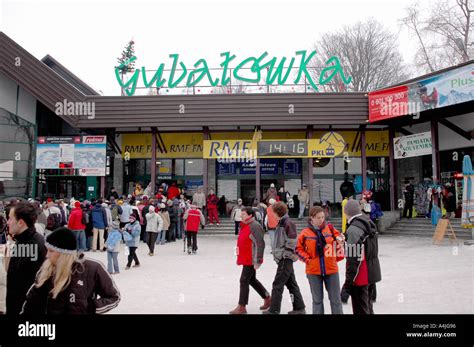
[319,56,352,86]
[220,52,236,86]
[233,52,268,83]
[142,63,166,88]
[187,59,219,87]
[115,56,140,96]
[260,55,295,85]
[168,54,187,88]
[294,50,318,90]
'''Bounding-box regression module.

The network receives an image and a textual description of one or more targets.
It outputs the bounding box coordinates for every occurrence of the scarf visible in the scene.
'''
[309,222,326,256]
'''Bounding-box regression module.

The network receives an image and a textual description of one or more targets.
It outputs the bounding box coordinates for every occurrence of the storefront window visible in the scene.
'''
[185,159,203,175]
[174,159,184,176]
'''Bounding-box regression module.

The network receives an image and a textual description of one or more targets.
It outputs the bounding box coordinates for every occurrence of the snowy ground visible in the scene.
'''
[85,234,474,314]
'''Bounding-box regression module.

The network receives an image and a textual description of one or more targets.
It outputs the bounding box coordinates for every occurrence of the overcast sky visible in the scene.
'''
[1,0,431,95]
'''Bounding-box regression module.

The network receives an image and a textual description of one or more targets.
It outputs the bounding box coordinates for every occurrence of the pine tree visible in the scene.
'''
[116,40,136,95]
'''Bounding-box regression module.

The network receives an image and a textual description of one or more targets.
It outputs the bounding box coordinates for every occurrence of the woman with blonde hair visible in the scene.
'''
[21,227,120,314]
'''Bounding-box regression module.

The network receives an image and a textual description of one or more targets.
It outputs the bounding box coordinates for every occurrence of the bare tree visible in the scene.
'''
[310,18,410,92]
[401,0,473,73]
[212,80,248,94]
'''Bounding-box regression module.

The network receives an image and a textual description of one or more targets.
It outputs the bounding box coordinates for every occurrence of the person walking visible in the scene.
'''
[264,198,278,252]
[263,202,306,315]
[183,205,205,255]
[6,201,47,315]
[105,221,123,275]
[230,199,244,235]
[298,184,309,219]
[206,189,220,226]
[343,200,382,314]
[402,181,415,219]
[123,214,141,269]
[158,204,170,245]
[296,206,344,314]
[229,207,271,314]
[145,205,163,256]
[91,200,108,252]
[68,201,87,252]
[21,227,120,314]
[192,187,206,211]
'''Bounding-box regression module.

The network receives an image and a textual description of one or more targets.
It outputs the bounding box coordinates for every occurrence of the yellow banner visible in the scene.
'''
[122,131,389,159]
[122,133,204,159]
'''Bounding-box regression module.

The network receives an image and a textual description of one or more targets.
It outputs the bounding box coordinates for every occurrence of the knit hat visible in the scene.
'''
[344,199,362,219]
[110,220,120,230]
[160,203,166,209]
[45,227,77,254]
[149,205,155,213]
[167,200,173,206]
[268,198,276,205]
[74,201,81,208]
[270,183,275,188]
[129,214,137,222]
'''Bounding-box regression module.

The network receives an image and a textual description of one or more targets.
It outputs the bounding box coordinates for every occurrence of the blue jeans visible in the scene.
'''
[176,217,183,239]
[107,251,119,274]
[268,229,276,252]
[307,273,343,314]
[156,230,167,244]
[298,201,306,218]
[72,230,86,251]
[86,236,92,251]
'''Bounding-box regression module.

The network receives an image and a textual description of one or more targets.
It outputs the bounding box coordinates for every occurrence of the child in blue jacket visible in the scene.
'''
[105,221,123,274]
[123,214,141,269]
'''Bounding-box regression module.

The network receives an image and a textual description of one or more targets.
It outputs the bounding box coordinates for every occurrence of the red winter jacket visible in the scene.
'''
[68,207,86,231]
[185,208,204,233]
[167,186,180,200]
[237,217,265,266]
[207,194,219,209]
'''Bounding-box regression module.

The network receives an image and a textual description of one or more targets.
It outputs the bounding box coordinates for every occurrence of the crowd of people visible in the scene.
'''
[0,179,383,315]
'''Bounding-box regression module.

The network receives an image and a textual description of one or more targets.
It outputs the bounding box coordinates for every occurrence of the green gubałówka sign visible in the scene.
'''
[115,51,352,96]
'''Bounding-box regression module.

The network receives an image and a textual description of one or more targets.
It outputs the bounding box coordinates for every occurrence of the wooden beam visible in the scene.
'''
[439,119,472,141]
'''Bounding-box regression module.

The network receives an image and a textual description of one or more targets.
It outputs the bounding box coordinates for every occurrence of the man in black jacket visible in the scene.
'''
[6,201,47,314]
[343,200,381,314]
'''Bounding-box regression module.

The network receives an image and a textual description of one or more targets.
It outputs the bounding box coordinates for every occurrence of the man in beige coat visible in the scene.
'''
[298,184,310,219]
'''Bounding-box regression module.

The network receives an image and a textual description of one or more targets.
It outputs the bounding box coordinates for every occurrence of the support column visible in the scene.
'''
[361,126,367,193]
[307,126,314,209]
[256,159,261,202]
[203,127,209,194]
[100,176,105,198]
[151,128,157,195]
[388,128,398,211]
[431,120,441,207]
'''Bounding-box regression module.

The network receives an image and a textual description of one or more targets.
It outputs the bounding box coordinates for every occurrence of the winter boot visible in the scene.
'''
[287,308,306,315]
[229,305,247,314]
[260,296,272,310]
[187,247,192,255]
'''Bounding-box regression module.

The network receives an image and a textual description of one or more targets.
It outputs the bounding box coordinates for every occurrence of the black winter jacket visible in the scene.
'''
[345,216,382,286]
[21,258,120,314]
[6,227,46,315]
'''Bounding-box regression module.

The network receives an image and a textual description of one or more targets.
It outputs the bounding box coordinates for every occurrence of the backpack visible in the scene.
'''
[111,205,119,221]
[81,210,89,225]
[47,210,61,230]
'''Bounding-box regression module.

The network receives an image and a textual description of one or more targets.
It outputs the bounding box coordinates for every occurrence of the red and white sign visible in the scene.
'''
[368,85,409,123]
[83,136,106,144]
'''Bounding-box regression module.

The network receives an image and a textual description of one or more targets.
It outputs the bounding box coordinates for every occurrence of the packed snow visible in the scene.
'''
[84,234,474,314]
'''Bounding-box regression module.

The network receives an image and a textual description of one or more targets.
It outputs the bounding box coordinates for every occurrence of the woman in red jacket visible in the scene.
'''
[68,201,87,252]
[229,207,271,314]
[296,206,344,314]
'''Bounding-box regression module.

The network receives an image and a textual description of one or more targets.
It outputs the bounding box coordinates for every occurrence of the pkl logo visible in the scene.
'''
[38,137,46,144]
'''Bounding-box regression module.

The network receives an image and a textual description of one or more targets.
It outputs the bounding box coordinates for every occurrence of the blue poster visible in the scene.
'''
[283,159,301,175]
[217,162,237,176]
[239,159,279,175]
